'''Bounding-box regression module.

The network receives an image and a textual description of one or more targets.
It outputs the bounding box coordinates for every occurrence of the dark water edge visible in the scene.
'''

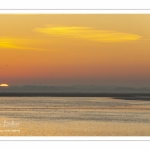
[0,92,150,101]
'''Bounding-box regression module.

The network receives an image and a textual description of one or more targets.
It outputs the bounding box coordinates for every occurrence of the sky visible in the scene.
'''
[0,14,150,87]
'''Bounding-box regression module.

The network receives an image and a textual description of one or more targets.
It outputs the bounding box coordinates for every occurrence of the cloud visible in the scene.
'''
[35,26,141,42]
[0,38,19,49]
[0,38,46,51]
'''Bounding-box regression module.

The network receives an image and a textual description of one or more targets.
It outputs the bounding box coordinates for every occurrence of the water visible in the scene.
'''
[0,97,150,123]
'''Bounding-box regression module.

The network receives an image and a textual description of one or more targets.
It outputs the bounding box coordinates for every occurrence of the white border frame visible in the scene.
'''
[0,9,150,14]
[0,1,150,140]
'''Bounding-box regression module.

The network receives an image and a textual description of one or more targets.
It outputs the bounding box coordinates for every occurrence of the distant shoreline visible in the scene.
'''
[0,92,150,100]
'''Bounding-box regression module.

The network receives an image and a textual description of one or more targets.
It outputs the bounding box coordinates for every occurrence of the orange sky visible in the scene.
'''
[0,14,150,86]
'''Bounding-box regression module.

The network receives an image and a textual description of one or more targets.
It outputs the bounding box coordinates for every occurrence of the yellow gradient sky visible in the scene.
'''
[0,14,150,86]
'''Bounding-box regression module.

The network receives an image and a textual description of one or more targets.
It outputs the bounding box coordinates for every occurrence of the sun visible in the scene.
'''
[0,84,9,87]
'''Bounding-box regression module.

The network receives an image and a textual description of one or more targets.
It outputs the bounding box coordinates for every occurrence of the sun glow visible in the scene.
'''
[0,84,9,87]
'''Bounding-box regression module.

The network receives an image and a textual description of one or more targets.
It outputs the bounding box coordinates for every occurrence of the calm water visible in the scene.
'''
[0,97,150,123]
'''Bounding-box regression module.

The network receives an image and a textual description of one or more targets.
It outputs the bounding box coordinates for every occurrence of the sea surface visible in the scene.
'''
[0,96,150,136]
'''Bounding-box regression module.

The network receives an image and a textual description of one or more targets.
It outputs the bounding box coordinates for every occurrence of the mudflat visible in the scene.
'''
[0,96,150,136]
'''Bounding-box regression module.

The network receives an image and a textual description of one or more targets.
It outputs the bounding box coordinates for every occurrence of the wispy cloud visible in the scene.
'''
[0,38,19,49]
[0,38,46,51]
[35,26,141,42]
